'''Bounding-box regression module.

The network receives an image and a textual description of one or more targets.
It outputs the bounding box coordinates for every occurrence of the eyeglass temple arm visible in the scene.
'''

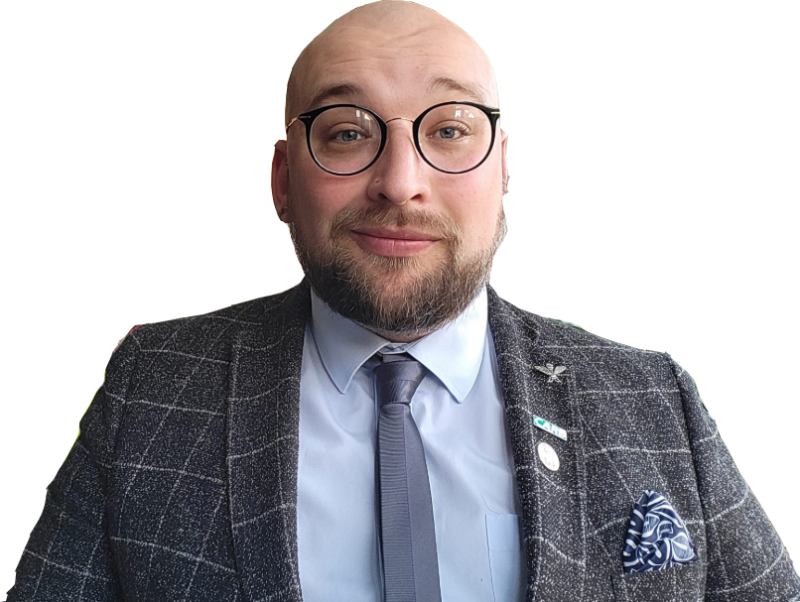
[285,117,299,132]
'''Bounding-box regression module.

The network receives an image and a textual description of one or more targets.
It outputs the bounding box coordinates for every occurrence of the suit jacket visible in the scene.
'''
[8,281,800,602]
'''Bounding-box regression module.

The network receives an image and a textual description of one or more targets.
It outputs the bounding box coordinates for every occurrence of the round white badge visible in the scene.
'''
[537,441,560,472]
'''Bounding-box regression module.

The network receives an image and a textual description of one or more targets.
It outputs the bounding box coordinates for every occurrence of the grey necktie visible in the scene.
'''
[373,353,442,602]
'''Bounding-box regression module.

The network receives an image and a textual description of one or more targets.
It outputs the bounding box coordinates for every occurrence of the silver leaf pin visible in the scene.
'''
[534,363,567,383]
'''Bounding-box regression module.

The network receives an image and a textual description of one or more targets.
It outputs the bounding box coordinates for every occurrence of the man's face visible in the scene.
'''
[272,7,508,340]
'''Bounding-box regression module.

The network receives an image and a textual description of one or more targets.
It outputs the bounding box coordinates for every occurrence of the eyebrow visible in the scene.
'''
[427,76,492,105]
[305,83,365,111]
[302,76,492,115]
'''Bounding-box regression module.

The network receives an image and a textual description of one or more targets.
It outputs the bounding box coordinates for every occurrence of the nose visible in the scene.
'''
[366,119,431,206]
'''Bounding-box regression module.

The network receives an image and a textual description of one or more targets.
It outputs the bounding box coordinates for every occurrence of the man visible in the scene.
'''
[7,2,800,601]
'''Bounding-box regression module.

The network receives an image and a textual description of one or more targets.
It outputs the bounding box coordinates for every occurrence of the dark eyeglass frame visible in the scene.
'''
[285,101,501,176]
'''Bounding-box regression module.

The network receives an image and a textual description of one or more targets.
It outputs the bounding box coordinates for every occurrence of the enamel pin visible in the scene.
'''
[534,363,567,383]
[532,415,568,441]
[537,441,560,471]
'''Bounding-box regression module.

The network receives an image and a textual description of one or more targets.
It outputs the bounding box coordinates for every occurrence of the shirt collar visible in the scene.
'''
[309,287,488,403]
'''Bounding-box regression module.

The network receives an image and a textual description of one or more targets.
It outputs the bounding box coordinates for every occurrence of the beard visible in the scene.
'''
[290,203,507,340]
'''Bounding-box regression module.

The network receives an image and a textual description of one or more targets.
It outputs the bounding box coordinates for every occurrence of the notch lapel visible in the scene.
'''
[227,283,310,602]
[488,288,589,602]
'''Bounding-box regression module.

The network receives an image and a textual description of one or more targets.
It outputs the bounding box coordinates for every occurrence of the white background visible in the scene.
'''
[1,1,798,594]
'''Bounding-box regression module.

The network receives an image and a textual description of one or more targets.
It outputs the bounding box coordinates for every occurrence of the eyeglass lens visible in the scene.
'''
[308,104,493,175]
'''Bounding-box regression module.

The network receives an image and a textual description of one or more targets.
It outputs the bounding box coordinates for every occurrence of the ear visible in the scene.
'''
[500,128,509,195]
[271,139,293,222]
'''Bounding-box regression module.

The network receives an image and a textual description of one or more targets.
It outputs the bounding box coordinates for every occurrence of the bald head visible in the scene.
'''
[285,1,498,124]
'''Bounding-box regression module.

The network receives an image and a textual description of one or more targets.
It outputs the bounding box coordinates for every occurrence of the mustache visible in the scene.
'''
[329,205,462,242]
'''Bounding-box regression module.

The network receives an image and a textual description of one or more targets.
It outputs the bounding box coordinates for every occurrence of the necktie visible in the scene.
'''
[373,353,442,602]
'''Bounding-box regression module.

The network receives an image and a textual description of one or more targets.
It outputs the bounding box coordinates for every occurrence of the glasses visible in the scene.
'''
[285,101,501,176]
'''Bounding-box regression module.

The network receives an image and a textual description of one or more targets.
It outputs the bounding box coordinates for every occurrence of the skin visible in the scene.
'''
[271,0,508,342]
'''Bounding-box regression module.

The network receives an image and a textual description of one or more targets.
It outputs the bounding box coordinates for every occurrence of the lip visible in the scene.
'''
[353,227,437,241]
[351,227,440,257]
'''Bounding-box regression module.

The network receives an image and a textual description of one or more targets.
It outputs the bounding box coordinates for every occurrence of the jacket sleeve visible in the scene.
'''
[6,330,141,602]
[669,356,800,602]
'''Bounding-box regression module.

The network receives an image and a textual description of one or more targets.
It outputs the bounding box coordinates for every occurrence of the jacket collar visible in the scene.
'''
[226,281,588,602]
[310,286,488,402]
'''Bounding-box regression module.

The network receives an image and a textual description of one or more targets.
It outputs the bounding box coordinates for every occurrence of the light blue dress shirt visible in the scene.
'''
[297,287,526,601]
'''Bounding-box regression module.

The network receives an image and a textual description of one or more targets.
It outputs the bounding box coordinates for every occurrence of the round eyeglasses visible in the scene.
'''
[285,101,501,176]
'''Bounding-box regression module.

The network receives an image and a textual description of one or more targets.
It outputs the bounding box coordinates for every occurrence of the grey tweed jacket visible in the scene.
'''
[8,281,800,602]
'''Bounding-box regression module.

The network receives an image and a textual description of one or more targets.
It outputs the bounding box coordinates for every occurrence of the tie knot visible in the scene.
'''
[373,353,426,408]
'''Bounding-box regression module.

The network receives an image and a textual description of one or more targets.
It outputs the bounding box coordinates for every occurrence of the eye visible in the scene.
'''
[321,124,373,145]
[429,122,470,141]
[335,130,363,143]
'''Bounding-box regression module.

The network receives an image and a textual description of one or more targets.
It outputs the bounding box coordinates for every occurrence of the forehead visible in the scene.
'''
[295,21,496,114]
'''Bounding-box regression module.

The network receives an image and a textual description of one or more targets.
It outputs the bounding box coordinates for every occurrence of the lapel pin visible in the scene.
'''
[532,415,568,441]
[537,441,560,472]
[534,363,567,383]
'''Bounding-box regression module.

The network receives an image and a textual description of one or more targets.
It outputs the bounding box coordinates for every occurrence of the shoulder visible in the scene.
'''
[487,287,677,387]
[111,281,310,361]
[100,282,310,416]
[488,287,664,358]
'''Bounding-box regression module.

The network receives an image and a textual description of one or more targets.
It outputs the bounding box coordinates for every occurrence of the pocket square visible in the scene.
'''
[622,490,697,573]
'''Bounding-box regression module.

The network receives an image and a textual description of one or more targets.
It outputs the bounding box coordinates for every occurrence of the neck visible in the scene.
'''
[368,329,433,344]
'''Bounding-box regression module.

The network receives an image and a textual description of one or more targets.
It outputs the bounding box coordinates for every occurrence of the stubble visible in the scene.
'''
[290,204,506,340]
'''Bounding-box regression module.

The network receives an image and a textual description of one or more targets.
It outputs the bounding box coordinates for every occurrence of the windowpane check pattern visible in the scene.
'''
[7,281,800,601]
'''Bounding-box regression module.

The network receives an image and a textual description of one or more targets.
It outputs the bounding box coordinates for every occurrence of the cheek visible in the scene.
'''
[289,165,364,230]
[444,175,503,245]
[287,143,329,212]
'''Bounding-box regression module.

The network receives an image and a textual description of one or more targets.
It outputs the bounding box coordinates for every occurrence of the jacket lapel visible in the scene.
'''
[488,287,589,602]
[227,282,310,602]
[225,283,588,601]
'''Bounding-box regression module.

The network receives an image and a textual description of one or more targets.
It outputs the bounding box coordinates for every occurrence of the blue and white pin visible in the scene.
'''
[532,415,568,442]
[533,415,566,471]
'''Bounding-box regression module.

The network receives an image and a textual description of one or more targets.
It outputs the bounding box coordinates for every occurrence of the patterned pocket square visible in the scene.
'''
[622,490,697,573]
